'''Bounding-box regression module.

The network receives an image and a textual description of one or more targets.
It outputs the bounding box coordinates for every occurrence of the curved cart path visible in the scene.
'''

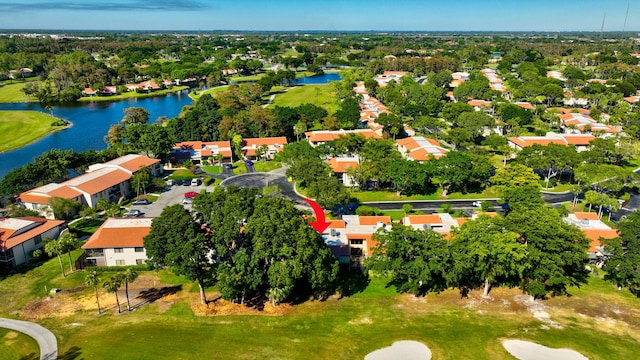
[0,318,57,360]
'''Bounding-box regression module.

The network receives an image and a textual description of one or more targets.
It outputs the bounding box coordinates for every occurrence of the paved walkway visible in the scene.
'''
[0,318,57,360]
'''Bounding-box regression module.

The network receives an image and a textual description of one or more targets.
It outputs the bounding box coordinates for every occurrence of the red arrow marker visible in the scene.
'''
[303,198,332,234]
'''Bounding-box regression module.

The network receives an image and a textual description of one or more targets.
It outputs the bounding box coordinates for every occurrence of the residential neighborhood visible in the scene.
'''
[2,25,640,360]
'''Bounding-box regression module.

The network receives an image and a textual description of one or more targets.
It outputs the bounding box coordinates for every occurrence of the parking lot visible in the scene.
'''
[128,182,215,217]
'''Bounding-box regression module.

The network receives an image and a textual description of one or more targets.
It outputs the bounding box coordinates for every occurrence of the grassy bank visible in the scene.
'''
[0,81,38,103]
[0,110,69,153]
[0,249,639,359]
[0,328,40,360]
[78,86,189,102]
[270,84,337,114]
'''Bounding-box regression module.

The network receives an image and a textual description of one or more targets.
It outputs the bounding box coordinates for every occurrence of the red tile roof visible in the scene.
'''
[328,158,359,173]
[82,218,153,249]
[0,218,64,251]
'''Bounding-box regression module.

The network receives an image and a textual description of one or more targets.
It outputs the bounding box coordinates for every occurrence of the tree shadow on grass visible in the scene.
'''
[334,267,370,298]
[57,346,82,360]
[131,285,182,310]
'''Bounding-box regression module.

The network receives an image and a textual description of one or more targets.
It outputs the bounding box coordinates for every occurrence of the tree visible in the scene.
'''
[103,276,122,313]
[450,215,527,297]
[144,205,211,304]
[516,144,579,188]
[48,197,81,221]
[121,268,138,311]
[121,107,150,125]
[505,205,590,298]
[306,176,351,210]
[603,211,640,296]
[58,232,78,273]
[366,225,451,296]
[44,237,65,277]
[85,271,101,314]
[540,83,564,106]
[132,166,151,197]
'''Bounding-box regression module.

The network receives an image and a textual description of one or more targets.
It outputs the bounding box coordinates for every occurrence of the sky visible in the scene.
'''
[0,0,638,32]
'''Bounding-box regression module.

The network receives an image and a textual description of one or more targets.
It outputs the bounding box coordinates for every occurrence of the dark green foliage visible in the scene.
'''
[504,205,590,298]
[191,188,339,304]
[603,212,640,296]
[144,204,211,304]
[366,225,451,296]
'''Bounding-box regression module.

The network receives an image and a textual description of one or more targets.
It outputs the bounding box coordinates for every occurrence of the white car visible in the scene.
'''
[123,209,143,217]
[472,201,482,208]
[182,197,193,205]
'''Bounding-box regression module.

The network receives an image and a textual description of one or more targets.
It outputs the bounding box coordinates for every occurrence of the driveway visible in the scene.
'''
[0,318,57,360]
[130,183,215,217]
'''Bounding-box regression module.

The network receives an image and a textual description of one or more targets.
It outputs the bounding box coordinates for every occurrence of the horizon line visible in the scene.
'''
[2,28,640,34]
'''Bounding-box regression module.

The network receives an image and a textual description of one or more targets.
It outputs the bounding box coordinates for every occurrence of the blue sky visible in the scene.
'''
[0,0,638,32]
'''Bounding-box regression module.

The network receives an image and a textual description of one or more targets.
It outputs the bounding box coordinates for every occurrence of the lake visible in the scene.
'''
[0,72,343,179]
[0,90,193,179]
[293,72,342,84]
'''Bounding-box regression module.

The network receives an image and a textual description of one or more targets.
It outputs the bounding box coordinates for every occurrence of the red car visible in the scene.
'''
[184,191,199,198]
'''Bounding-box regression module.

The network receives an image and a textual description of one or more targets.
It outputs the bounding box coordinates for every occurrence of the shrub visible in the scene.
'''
[356,206,382,216]
[29,248,44,260]
[85,264,150,273]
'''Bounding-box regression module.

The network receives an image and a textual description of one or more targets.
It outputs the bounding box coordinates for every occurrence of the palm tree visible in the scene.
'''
[121,269,139,311]
[103,276,122,313]
[86,271,101,314]
[44,238,65,277]
[58,232,78,273]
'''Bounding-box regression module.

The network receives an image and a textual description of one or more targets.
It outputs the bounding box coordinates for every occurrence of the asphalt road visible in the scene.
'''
[0,318,57,360]
[221,172,308,208]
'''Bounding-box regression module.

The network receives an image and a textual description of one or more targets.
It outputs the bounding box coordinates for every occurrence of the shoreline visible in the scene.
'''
[0,110,72,154]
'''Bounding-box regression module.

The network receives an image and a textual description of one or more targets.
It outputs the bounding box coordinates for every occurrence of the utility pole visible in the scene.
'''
[623,2,630,32]
[600,13,606,39]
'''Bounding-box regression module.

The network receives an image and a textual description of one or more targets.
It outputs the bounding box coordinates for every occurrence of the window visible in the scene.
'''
[135,247,144,253]
[350,248,363,256]
[116,260,125,266]
[136,259,146,265]
[350,240,363,245]
[114,248,124,253]
[34,235,42,245]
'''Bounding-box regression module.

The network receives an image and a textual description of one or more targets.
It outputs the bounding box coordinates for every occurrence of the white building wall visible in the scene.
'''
[104,247,148,266]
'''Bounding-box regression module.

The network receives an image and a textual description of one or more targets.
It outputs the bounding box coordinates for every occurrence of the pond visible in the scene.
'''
[0,90,193,179]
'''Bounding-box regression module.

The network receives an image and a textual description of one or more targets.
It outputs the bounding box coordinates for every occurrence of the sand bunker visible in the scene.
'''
[503,340,588,360]
[365,341,432,360]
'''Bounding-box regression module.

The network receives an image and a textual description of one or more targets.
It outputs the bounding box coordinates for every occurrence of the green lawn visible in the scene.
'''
[189,86,231,101]
[0,81,38,103]
[253,160,282,172]
[228,74,266,83]
[270,84,338,114]
[351,188,501,202]
[0,110,69,153]
[0,328,39,360]
[78,86,188,102]
[202,165,222,174]
[68,217,106,237]
[1,252,640,359]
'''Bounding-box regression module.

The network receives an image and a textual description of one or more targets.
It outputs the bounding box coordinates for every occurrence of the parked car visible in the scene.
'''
[191,178,201,186]
[245,160,254,166]
[181,179,189,186]
[184,191,198,198]
[131,198,150,205]
[123,209,143,217]
[223,163,232,169]
[182,197,193,205]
